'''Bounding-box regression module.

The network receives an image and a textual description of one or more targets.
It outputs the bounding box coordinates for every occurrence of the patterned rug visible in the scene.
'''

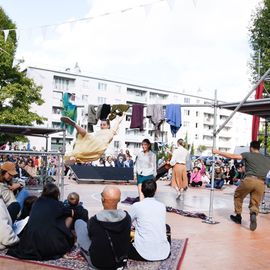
[0,239,188,270]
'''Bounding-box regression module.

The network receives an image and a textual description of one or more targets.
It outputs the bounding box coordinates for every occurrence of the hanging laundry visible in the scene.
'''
[99,104,111,120]
[61,92,77,134]
[165,104,182,137]
[146,104,164,130]
[96,105,102,120]
[109,104,130,120]
[87,105,98,125]
[130,104,144,130]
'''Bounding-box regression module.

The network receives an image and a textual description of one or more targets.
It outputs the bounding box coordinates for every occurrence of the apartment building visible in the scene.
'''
[26,66,252,156]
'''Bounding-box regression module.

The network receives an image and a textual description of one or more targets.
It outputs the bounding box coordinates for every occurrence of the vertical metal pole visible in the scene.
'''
[203,89,219,224]
[60,130,66,200]
[264,121,268,156]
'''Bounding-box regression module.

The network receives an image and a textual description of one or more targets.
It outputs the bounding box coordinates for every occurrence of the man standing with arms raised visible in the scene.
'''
[213,141,270,231]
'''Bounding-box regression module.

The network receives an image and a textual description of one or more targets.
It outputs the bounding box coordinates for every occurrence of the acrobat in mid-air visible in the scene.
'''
[61,115,124,165]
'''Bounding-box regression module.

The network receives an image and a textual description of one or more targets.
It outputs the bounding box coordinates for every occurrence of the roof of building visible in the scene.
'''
[0,124,65,137]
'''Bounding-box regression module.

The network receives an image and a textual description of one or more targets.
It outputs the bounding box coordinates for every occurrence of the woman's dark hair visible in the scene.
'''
[142,180,157,198]
[41,183,60,200]
[142,138,151,151]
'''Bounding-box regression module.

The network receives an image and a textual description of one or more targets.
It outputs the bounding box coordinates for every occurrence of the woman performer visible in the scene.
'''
[169,139,189,200]
[61,115,124,165]
[134,139,157,200]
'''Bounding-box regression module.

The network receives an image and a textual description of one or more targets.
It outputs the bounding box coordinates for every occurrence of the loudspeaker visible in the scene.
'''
[70,165,134,183]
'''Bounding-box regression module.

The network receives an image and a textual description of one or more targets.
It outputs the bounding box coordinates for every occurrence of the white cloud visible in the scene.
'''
[15,0,261,101]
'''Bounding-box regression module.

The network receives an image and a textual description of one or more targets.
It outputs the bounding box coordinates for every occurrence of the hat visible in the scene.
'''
[0,162,18,176]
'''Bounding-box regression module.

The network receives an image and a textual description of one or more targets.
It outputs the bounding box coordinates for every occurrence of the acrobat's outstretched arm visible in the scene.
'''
[112,114,125,133]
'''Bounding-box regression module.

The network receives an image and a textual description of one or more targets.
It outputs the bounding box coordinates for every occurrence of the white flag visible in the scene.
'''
[3,29,9,42]
[166,0,176,10]
[143,4,153,17]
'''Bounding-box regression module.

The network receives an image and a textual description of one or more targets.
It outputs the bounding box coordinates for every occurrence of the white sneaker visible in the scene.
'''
[176,191,181,200]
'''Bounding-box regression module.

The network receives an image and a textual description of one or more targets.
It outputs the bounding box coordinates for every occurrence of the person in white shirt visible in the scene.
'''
[134,139,157,201]
[169,139,189,200]
[128,180,170,261]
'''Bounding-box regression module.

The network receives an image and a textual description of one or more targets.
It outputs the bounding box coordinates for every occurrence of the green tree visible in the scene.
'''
[249,0,270,93]
[0,7,45,144]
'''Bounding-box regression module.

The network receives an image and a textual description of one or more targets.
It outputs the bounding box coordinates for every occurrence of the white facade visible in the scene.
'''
[26,66,252,156]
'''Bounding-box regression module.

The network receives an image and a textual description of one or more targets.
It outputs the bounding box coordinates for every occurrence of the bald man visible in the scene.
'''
[74,186,131,269]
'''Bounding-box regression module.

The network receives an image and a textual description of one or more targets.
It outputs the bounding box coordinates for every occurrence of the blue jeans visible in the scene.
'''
[214,179,224,189]
[74,220,96,268]
[16,189,29,209]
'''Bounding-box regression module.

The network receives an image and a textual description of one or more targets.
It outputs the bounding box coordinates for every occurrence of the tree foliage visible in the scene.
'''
[249,0,270,93]
[0,7,45,144]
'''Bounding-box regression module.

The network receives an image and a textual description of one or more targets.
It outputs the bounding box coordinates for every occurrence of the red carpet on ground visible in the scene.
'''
[0,238,188,270]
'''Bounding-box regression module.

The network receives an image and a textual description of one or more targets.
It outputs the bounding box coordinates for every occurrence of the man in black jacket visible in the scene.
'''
[75,186,131,269]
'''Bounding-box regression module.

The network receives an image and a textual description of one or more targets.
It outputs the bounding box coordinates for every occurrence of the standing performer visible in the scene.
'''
[61,115,124,164]
[170,139,189,200]
[135,139,157,201]
[213,141,270,231]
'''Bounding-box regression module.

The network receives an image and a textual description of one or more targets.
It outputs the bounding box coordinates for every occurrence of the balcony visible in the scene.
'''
[126,94,147,103]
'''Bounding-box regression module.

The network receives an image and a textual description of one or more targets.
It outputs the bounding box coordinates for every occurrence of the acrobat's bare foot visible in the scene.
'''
[61,116,76,127]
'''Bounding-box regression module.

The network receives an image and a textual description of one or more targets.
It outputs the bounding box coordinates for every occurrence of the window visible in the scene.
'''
[195,134,199,140]
[184,97,190,104]
[52,106,62,115]
[195,123,198,128]
[97,97,106,104]
[183,121,189,127]
[52,122,61,128]
[184,110,190,116]
[54,76,74,91]
[115,85,121,93]
[98,82,107,91]
[196,111,199,117]
[82,80,90,89]
[53,91,62,100]
[196,99,200,104]
[114,141,120,149]
[82,95,88,103]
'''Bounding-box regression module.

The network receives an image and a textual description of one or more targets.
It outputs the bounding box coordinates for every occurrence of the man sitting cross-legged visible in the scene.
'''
[74,186,131,270]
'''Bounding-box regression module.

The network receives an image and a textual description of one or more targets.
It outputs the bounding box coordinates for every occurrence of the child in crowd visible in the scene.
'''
[190,166,202,187]
[63,192,88,223]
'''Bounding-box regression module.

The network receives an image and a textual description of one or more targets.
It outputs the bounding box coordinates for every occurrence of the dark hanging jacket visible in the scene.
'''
[7,196,74,260]
[88,211,131,269]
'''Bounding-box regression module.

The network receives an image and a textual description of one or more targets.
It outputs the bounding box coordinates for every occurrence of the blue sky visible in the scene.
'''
[0,0,261,101]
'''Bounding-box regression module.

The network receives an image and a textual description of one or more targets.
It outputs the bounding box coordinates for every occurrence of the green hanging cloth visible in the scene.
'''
[61,92,77,134]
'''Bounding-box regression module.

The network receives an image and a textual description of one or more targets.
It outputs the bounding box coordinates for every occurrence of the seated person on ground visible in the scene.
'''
[190,166,202,187]
[0,195,19,250]
[7,183,76,260]
[0,162,29,222]
[128,180,171,261]
[63,192,88,223]
[61,115,124,165]
[74,186,131,270]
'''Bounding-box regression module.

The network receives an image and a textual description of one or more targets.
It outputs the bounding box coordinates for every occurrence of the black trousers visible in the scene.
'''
[191,181,202,187]
[7,202,20,223]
